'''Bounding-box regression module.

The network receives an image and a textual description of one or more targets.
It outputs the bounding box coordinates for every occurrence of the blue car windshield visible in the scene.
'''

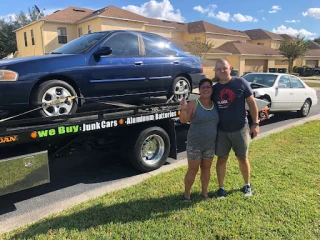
[52,32,111,54]
[243,74,278,87]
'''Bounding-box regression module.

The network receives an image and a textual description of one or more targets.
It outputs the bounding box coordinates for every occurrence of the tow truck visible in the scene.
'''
[0,94,273,197]
[0,96,183,196]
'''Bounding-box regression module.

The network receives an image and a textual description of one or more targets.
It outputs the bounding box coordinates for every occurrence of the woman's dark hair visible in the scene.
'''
[198,78,213,89]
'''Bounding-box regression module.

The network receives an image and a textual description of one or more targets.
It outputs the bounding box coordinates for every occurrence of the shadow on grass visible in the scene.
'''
[8,187,244,239]
[9,193,207,239]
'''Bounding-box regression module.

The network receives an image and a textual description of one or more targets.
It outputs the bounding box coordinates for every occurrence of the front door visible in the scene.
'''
[87,32,145,98]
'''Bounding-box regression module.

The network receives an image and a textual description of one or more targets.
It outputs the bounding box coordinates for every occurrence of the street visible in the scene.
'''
[1,90,319,232]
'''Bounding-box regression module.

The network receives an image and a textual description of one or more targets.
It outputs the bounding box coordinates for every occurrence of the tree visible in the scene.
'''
[0,5,45,59]
[185,39,215,59]
[0,19,18,59]
[314,37,320,43]
[14,5,45,28]
[278,35,311,73]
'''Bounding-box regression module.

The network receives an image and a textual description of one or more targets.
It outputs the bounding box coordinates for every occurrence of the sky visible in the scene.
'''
[1,0,319,39]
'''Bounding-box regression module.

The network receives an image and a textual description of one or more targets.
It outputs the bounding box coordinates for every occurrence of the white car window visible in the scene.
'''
[278,76,291,88]
[289,76,305,88]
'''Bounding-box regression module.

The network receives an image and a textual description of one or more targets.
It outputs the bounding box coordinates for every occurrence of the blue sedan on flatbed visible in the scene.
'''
[0,30,204,117]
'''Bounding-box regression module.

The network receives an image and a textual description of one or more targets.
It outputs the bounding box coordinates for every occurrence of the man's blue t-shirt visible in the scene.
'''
[212,77,253,132]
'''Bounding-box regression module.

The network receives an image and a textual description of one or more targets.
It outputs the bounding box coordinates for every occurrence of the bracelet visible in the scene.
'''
[252,122,259,126]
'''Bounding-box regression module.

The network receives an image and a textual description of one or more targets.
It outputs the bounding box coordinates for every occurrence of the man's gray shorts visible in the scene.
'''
[215,124,250,159]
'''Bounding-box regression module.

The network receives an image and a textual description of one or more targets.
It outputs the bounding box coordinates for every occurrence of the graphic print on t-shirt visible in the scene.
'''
[217,88,236,108]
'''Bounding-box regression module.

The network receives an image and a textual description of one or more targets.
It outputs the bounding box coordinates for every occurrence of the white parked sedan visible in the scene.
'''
[242,73,318,117]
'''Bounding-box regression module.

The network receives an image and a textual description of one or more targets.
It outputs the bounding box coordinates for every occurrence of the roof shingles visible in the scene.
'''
[245,29,283,40]
[41,7,94,23]
[217,41,281,55]
[188,21,249,38]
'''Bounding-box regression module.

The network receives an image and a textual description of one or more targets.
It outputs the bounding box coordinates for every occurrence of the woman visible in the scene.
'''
[179,78,219,202]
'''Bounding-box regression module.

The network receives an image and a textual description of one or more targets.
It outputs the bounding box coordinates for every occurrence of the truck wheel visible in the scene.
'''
[297,99,311,117]
[168,76,191,102]
[32,80,78,117]
[314,70,319,75]
[129,126,170,172]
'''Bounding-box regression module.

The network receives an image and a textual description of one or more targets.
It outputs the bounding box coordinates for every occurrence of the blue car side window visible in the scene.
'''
[100,32,139,57]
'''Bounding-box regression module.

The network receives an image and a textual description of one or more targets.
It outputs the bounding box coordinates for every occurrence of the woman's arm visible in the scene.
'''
[179,99,195,123]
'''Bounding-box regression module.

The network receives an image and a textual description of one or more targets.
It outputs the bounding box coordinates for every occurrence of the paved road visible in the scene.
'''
[1,90,319,231]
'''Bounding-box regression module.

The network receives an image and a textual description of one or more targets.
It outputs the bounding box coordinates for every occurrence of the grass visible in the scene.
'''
[2,121,320,240]
[300,76,320,81]
[305,82,320,88]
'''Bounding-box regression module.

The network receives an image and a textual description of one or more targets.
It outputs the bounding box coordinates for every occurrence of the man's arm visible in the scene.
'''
[246,95,259,138]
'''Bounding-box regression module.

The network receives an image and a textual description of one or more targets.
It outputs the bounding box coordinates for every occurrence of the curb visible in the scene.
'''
[1,114,320,234]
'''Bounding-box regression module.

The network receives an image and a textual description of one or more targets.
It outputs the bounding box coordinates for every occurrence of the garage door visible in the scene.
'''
[275,59,288,69]
[305,60,319,67]
[245,59,267,72]
[202,59,217,79]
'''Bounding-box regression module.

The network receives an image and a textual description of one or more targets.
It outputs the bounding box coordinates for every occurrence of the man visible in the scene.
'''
[211,59,259,197]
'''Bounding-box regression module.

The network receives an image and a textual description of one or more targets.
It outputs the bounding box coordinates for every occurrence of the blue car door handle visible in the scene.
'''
[135,61,143,66]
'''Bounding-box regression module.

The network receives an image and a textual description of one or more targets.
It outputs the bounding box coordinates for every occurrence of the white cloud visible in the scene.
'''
[272,25,316,38]
[232,13,258,22]
[285,20,300,23]
[262,17,266,20]
[215,11,231,22]
[0,13,15,22]
[193,4,217,14]
[269,5,281,13]
[302,8,320,19]
[122,0,185,22]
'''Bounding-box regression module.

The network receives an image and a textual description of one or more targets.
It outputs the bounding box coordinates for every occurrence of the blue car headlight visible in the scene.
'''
[0,70,19,81]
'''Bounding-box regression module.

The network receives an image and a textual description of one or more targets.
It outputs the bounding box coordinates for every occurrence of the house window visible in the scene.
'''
[57,27,68,44]
[195,37,201,43]
[88,25,91,34]
[24,32,28,47]
[30,29,35,45]
[257,42,264,46]
[78,28,83,37]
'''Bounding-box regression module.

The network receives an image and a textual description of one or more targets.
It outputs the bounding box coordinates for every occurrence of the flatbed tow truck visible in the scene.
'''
[0,97,183,196]
[0,94,273,197]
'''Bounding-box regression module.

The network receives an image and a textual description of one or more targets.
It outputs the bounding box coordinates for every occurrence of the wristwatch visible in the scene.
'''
[252,122,259,126]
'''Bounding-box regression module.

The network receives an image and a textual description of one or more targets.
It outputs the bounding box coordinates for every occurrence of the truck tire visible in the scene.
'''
[31,80,78,117]
[168,76,191,102]
[128,126,170,172]
[297,99,311,117]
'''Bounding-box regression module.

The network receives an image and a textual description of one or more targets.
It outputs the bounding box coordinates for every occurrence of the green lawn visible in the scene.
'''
[305,82,320,88]
[2,121,320,240]
[300,76,320,81]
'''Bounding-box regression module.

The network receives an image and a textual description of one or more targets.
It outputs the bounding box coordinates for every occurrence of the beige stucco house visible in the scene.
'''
[13,5,320,78]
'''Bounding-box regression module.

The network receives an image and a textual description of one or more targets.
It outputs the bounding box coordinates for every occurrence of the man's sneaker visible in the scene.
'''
[243,185,252,196]
[217,188,226,198]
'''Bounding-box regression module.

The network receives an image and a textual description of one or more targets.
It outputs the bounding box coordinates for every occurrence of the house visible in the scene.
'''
[13,5,320,78]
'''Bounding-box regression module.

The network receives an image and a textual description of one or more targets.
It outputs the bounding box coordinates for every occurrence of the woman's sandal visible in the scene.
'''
[201,195,210,200]
[183,197,192,202]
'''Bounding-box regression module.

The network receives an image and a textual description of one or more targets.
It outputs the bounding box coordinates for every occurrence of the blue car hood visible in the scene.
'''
[0,54,78,66]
